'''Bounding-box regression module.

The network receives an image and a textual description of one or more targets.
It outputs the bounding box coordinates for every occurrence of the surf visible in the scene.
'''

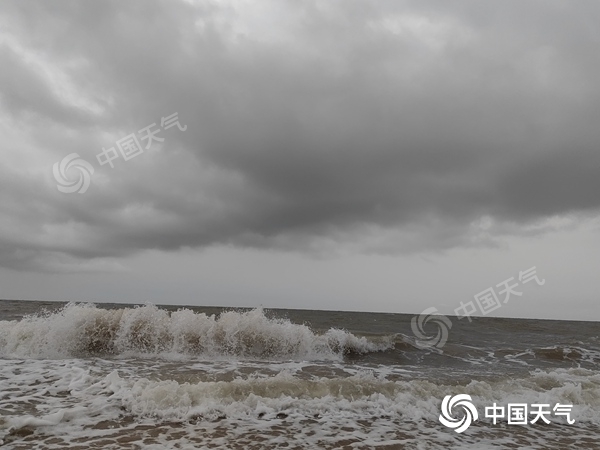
[0,303,395,360]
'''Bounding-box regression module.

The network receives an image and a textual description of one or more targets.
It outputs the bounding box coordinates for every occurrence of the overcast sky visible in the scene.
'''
[1,0,599,321]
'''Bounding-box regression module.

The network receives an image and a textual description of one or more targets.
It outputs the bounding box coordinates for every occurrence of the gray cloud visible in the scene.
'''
[1,0,600,271]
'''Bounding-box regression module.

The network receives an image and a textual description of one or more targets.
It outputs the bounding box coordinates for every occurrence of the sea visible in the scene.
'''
[0,299,598,449]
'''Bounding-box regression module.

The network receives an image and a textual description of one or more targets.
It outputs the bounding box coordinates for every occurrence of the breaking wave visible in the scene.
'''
[2,363,598,436]
[114,368,600,423]
[0,303,394,360]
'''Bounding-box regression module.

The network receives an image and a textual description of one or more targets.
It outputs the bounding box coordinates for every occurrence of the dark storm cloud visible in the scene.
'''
[1,0,600,271]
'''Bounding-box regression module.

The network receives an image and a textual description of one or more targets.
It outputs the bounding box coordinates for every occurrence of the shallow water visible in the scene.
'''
[0,300,598,449]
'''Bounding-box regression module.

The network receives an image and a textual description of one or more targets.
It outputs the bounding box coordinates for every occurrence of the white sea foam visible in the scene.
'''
[1,357,599,449]
[0,360,600,440]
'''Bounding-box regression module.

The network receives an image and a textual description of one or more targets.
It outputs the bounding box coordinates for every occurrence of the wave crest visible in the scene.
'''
[0,303,394,359]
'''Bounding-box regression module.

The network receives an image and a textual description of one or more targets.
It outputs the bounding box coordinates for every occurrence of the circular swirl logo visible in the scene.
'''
[410,307,452,349]
[439,394,479,433]
[53,153,94,194]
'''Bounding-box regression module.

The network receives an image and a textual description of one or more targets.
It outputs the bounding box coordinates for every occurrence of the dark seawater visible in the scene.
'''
[0,299,598,449]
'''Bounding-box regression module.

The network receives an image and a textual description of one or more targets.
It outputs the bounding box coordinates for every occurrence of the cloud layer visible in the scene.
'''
[1,0,600,271]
